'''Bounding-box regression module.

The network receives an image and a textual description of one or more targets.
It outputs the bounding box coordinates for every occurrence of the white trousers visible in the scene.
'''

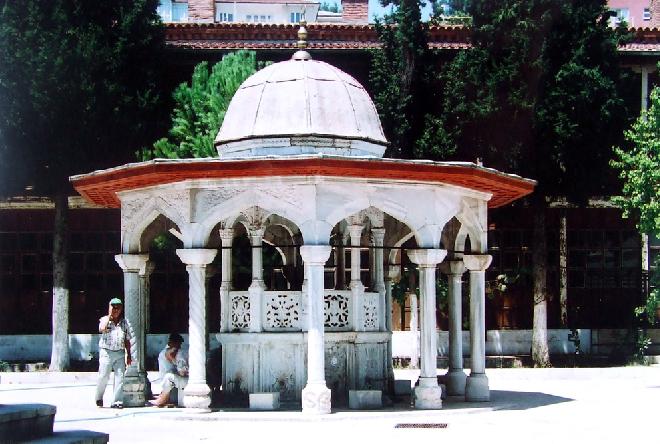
[95,348,126,403]
[161,372,188,396]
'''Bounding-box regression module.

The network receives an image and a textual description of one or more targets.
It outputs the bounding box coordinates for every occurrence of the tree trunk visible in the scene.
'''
[49,191,70,371]
[531,207,550,367]
[559,210,568,327]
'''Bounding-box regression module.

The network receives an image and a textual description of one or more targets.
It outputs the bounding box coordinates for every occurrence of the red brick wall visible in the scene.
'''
[651,0,660,27]
[341,0,368,23]
[188,0,214,22]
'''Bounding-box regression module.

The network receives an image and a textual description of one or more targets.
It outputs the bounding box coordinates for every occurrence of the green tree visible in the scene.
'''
[370,0,450,160]
[612,83,660,325]
[440,0,631,366]
[139,51,258,160]
[0,0,164,370]
[319,2,342,13]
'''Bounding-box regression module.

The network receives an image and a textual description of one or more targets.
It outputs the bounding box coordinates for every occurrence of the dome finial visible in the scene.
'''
[292,18,311,61]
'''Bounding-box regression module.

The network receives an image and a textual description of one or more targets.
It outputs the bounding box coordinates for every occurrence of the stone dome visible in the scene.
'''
[215,55,388,158]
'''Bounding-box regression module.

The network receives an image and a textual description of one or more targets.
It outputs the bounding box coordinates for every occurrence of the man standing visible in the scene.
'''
[151,333,188,407]
[95,298,132,408]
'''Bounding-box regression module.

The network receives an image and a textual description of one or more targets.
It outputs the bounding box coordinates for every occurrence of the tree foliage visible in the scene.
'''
[0,0,164,195]
[370,0,450,159]
[139,51,258,160]
[612,85,660,235]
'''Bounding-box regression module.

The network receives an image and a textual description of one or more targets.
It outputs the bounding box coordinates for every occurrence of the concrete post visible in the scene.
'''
[406,248,447,409]
[463,254,492,402]
[300,245,333,414]
[176,248,217,409]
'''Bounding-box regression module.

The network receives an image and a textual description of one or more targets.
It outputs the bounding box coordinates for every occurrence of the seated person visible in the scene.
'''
[151,333,188,407]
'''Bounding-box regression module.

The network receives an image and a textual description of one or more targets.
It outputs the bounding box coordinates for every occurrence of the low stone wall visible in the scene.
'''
[392,329,660,359]
[1,329,658,363]
[0,334,222,364]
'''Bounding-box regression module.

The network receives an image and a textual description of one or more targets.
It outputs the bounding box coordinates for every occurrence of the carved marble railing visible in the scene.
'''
[228,290,380,332]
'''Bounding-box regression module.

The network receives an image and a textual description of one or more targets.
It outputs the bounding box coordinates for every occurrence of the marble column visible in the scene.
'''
[300,245,332,414]
[371,228,386,331]
[219,228,234,333]
[115,253,150,407]
[384,265,400,386]
[248,227,265,332]
[409,292,419,370]
[440,259,467,396]
[348,225,364,330]
[463,254,492,402]
[176,248,217,409]
[406,249,447,409]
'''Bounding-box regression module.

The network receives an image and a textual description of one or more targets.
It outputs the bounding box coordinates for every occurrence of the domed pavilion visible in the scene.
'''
[71,33,535,414]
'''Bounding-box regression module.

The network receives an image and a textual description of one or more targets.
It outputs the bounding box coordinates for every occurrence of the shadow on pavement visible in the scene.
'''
[489,390,573,410]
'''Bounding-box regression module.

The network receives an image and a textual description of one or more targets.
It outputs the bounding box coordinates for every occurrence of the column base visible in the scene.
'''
[302,383,331,415]
[445,369,467,396]
[413,385,442,409]
[183,382,212,409]
[122,369,148,407]
[465,373,490,402]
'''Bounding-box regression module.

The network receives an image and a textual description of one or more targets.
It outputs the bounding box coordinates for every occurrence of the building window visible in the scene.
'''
[290,12,303,23]
[644,8,651,21]
[157,0,188,23]
[609,8,630,26]
[217,12,234,22]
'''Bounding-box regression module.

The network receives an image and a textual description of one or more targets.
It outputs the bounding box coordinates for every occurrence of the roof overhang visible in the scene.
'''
[70,156,536,209]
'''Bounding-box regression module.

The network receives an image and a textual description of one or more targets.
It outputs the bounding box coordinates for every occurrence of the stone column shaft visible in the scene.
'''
[371,228,386,331]
[115,253,150,407]
[219,228,233,333]
[300,245,332,415]
[464,254,492,402]
[176,248,217,409]
[248,228,265,332]
[406,249,447,409]
[441,260,467,396]
[348,225,364,330]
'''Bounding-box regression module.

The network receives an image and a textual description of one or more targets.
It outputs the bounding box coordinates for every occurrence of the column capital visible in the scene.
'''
[370,227,385,245]
[406,249,447,268]
[300,245,332,265]
[463,254,492,272]
[219,228,234,242]
[347,224,363,243]
[248,227,265,245]
[439,260,466,276]
[115,254,150,273]
[386,265,401,281]
[176,248,217,266]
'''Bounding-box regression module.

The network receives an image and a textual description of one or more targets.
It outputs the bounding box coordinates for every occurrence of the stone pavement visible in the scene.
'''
[1,366,659,444]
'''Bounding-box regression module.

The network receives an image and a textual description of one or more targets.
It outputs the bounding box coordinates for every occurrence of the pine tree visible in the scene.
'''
[139,51,258,160]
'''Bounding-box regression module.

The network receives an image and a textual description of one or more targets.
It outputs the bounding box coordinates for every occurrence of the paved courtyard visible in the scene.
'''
[1,366,659,443]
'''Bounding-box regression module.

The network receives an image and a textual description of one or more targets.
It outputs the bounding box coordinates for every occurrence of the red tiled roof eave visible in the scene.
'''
[71,158,535,210]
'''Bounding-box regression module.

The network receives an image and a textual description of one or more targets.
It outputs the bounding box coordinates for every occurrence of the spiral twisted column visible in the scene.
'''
[440,259,467,396]
[463,254,493,402]
[219,228,234,332]
[115,253,150,407]
[407,248,447,409]
[300,245,332,414]
[176,248,217,409]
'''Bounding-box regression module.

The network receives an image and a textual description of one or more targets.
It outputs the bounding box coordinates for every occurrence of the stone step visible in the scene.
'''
[0,404,56,442]
[25,430,109,444]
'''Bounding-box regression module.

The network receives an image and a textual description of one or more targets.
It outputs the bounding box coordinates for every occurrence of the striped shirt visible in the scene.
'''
[98,316,132,351]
